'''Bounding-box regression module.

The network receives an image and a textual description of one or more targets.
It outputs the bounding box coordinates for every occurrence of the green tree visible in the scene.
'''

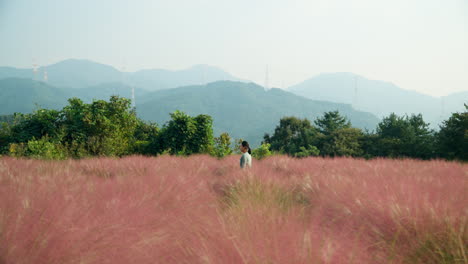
[82,96,138,156]
[191,114,214,154]
[374,113,435,159]
[4,95,158,158]
[360,132,379,159]
[9,136,67,160]
[264,116,320,156]
[294,145,320,158]
[59,96,139,157]
[160,111,196,155]
[314,111,351,135]
[9,109,62,144]
[321,127,364,157]
[160,111,214,155]
[60,97,88,155]
[212,132,233,158]
[252,143,272,159]
[313,111,360,157]
[0,122,13,154]
[133,120,160,155]
[437,104,468,161]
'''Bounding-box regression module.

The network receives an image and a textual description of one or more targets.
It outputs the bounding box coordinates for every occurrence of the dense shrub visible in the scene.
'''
[251,142,272,159]
[9,136,67,159]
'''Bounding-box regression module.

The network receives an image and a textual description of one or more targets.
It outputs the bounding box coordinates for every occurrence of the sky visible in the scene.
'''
[0,0,467,97]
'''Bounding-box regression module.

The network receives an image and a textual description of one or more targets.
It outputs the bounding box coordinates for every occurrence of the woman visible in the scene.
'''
[240,141,252,169]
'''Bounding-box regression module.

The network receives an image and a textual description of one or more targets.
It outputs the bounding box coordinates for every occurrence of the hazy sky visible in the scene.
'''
[1,0,467,96]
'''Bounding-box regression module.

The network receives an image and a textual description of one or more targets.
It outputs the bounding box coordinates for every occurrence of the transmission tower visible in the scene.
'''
[353,76,358,107]
[440,97,445,119]
[32,59,39,80]
[131,86,136,114]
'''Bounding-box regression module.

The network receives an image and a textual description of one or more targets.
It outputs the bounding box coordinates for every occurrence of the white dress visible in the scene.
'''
[240,152,252,168]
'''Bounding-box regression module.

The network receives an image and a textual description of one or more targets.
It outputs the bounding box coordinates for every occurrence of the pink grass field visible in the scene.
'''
[0,155,466,264]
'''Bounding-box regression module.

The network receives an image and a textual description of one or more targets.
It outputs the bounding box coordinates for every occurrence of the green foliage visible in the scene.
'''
[0,115,15,154]
[311,111,363,157]
[252,143,272,160]
[160,110,215,155]
[264,116,320,156]
[294,145,320,158]
[374,113,436,159]
[2,88,465,161]
[8,143,27,157]
[134,120,159,142]
[320,127,364,157]
[59,96,139,157]
[10,109,63,143]
[0,122,12,154]
[266,113,360,158]
[359,132,380,159]
[212,132,233,158]
[2,98,217,159]
[9,136,67,160]
[437,104,468,161]
[60,97,88,149]
[26,137,67,160]
[161,110,197,155]
[133,120,160,155]
[191,114,214,154]
[314,110,351,135]
[4,96,142,159]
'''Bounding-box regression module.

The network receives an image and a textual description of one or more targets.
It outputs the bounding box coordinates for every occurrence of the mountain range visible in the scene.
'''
[1,59,467,143]
[137,81,379,146]
[0,59,243,91]
[288,73,467,128]
[0,78,379,146]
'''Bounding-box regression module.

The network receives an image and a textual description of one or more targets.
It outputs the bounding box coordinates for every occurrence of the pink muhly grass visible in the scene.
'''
[0,155,466,264]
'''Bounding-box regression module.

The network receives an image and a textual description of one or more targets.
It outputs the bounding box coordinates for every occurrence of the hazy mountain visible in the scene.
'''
[0,59,244,91]
[0,66,33,80]
[288,73,467,128]
[137,81,380,146]
[0,79,146,115]
[43,59,122,88]
[68,82,149,103]
[0,59,122,89]
[442,91,468,116]
[0,78,380,146]
[127,64,244,91]
[0,78,69,115]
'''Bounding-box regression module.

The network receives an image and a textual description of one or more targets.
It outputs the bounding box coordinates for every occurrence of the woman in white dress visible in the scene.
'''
[239,141,252,169]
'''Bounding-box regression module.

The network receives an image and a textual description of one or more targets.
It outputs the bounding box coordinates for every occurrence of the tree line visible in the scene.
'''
[264,107,467,161]
[0,96,466,161]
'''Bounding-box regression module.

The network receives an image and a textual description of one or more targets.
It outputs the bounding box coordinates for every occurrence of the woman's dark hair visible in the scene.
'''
[242,141,251,155]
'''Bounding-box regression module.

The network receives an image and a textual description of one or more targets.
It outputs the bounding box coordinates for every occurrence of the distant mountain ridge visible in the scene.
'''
[126,64,244,91]
[0,78,69,115]
[0,59,244,91]
[0,78,380,146]
[288,72,468,128]
[1,60,467,130]
[137,81,380,146]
